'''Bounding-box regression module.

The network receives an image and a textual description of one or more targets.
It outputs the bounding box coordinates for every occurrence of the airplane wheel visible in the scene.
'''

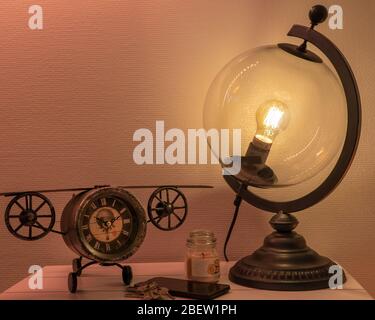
[68,272,78,293]
[122,266,132,285]
[5,192,55,240]
[147,187,188,231]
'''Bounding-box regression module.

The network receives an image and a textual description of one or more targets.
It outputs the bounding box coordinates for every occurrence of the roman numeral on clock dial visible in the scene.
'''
[105,243,111,252]
[119,207,127,214]
[94,241,101,250]
[100,198,107,206]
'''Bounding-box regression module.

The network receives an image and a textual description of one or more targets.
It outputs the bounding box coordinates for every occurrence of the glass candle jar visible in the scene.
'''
[185,230,220,283]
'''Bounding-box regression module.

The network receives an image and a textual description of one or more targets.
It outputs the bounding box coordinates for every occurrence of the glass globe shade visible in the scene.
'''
[204,45,347,191]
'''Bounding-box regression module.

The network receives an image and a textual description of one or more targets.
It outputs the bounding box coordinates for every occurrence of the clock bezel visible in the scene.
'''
[75,187,147,262]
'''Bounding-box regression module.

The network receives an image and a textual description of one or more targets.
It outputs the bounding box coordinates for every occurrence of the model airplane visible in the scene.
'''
[1,184,212,292]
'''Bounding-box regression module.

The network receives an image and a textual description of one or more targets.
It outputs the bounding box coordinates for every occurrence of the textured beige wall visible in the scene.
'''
[0,0,374,297]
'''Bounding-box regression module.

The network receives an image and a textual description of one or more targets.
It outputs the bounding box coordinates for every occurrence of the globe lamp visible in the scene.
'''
[204,5,361,290]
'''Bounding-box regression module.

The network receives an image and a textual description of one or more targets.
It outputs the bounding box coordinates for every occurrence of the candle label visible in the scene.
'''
[190,257,220,277]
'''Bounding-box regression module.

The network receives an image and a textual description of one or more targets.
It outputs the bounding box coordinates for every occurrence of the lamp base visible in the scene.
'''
[229,212,346,291]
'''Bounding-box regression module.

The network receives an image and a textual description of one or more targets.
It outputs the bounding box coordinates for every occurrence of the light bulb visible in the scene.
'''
[254,100,290,145]
[244,100,290,165]
[234,100,290,185]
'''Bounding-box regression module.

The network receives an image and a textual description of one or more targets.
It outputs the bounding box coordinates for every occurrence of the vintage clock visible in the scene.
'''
[61,187,146,263]
[2,184,211,292]
[61,187,147,292]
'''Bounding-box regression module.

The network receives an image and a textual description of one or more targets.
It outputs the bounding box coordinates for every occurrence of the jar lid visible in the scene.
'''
[187,229,216,246]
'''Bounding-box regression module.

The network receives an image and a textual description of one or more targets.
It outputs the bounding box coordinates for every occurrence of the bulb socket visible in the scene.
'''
[245,136,272,165]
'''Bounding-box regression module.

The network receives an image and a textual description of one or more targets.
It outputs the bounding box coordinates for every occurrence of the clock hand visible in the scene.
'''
[111,215,121,224]
[96,217,112,231]
[96,217,104,224]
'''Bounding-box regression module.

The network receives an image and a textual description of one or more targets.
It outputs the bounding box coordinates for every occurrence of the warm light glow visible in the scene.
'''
[263,106,285,129]
[255,100,290,144]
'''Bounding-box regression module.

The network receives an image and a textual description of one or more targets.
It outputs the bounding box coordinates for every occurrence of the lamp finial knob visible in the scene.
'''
[309,5,328,27]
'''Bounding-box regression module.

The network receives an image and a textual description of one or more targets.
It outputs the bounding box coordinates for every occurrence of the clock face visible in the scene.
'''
[77,194,140,260]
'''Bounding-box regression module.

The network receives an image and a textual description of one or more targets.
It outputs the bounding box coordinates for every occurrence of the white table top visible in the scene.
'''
[0,262,372,300]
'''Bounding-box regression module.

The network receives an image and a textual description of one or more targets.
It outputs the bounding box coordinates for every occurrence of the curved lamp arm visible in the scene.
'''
[225,25,361,214]
[288,25,362,166]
